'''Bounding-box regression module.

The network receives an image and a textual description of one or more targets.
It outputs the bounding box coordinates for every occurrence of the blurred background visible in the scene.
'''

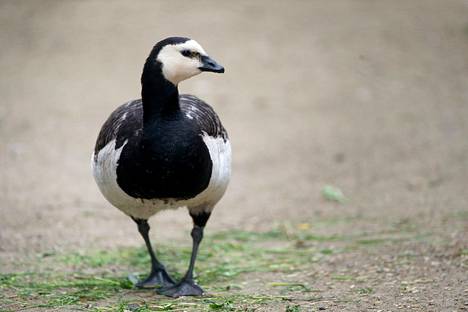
[1,0,467,272]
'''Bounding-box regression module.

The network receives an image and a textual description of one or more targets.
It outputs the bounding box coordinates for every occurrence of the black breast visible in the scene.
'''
[94,95,227,200]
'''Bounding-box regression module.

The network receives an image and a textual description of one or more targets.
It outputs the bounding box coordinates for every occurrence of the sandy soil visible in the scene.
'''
[1,1,467,310]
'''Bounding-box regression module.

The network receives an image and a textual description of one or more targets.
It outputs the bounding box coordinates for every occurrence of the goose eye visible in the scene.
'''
[181,50,200,58]
[181,50,191,57]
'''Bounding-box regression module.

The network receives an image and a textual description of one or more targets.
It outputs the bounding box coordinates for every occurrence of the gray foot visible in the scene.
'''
[135,269,175,289]
[156,279,204,297]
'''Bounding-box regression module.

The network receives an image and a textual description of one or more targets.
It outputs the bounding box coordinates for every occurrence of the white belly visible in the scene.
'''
[92,134,231,219]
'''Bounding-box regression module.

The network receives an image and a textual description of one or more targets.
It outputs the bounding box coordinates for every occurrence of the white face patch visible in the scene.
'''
[157,40,208,85]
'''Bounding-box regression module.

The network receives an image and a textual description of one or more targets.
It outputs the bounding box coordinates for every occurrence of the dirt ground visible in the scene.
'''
[1,1,467,311]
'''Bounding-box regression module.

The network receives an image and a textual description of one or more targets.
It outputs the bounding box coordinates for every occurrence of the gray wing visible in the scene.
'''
[180,94,228,141]
[94,99,143,159]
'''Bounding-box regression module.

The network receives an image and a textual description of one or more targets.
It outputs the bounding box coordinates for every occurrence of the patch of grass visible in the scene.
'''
[206,297,235,310]
[356,238,390,245]
[60,246,172,269]
[60,250,120,268]
[356,287,373,295]
[320,248,334,255]
[210,228,286,242]
[321,185,346,203]
[269,282,313,293]
[0,272,133,309]
[285,304,301,312]
[331,274,354,281]
[1,221,429,311]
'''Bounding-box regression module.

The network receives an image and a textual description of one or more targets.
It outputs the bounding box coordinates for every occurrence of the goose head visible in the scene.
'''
[145,37,224,86]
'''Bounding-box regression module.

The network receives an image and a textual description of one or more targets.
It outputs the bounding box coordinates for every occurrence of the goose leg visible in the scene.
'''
[132,218,175,288]
[157,212,210,297]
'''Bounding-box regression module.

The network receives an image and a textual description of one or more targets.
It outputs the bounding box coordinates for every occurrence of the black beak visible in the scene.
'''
[199,55,225,73]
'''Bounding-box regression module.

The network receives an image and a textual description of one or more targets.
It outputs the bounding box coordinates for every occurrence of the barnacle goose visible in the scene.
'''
[91,37,230,297]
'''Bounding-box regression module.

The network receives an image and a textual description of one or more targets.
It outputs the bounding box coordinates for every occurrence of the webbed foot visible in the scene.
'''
[135,269,175,289]
[156,279,203,297]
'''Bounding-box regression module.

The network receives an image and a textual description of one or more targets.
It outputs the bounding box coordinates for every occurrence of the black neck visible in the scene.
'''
[141,60,180,125]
